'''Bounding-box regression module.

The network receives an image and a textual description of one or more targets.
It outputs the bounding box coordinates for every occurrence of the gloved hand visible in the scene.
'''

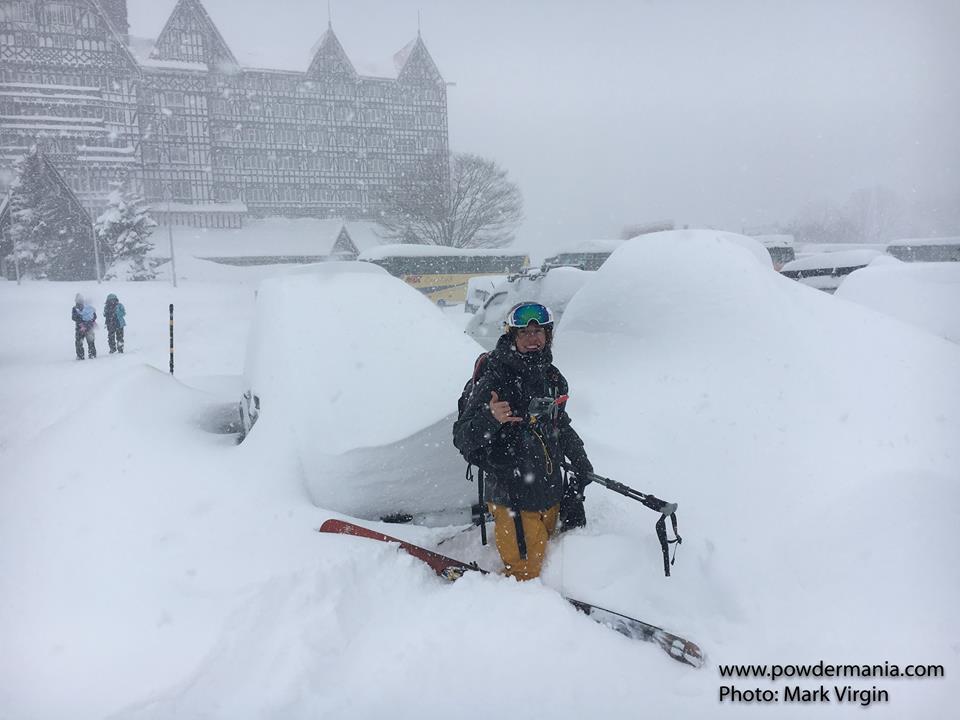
[568,465,594,493]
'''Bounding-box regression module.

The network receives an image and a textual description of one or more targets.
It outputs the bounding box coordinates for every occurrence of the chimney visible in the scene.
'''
[99,0,129,42]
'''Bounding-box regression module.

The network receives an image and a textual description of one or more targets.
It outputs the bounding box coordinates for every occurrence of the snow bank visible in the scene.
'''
[241,262,484,517]
[836,257,960,343]
[2,229,958,720]
[555,229,960,691]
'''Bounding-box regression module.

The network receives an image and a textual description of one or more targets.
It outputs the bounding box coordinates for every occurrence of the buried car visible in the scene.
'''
[780,248,885,293]
[238,261,484,523]
[465,265,595,350]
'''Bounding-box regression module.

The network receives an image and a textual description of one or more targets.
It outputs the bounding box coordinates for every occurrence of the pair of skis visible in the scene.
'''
[318,519,704,668]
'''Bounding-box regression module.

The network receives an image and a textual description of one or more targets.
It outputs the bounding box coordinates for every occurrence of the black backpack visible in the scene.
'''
[455,352,491,470]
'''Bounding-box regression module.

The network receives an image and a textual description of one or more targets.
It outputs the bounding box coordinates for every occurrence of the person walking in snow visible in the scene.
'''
[453,301,594,581]
[103,293,126,354]
[71,293,97,360]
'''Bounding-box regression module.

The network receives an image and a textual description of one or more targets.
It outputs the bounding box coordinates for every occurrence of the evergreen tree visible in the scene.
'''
[96,182,159,280]
[5,148,99,280]
[6,151,52,278]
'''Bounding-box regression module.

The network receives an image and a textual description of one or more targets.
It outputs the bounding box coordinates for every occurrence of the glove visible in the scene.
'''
[569,465,594,493]
[560,482,586,531]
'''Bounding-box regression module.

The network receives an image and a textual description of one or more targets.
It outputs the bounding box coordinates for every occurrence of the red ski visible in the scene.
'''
[318,518,704,668]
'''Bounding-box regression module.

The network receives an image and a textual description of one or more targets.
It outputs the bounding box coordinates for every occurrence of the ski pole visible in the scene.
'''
[569,466,682,577]
[581,470,677,516]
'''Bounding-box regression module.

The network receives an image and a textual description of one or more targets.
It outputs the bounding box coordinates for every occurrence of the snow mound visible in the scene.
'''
[552,228,960,678]
[240,263,484,518]
[836,257,960,343]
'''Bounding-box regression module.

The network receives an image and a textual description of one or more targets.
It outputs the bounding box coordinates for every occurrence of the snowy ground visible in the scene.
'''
[1,233,958,720]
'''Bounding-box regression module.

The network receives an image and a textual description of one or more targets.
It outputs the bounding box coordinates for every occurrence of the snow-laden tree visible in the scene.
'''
[5,148,100,280]
[377,152,523,248]
[96,182,159,280]
[6,151,54,278]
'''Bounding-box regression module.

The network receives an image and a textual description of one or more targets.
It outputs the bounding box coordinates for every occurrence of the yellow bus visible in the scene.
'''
[359,245,529,305]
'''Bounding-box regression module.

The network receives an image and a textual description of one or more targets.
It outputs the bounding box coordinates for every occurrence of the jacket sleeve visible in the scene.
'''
[452,375,505,463]
[558,413,592,477]
[71,307,81,323]
[555,373,593,478]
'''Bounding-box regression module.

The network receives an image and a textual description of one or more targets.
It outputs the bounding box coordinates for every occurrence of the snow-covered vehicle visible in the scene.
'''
[463,274,507,313]
[464,265,594,349]
[780,249,885,293]
[238,261,484,522]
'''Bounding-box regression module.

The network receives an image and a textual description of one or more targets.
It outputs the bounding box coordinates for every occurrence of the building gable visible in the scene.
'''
[330,226,358,259]
[307,25,357,79]
[151,0,238,69]
[396,37,443,85]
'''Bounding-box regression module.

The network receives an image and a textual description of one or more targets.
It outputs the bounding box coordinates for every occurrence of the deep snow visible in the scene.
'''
[1,231,958,719]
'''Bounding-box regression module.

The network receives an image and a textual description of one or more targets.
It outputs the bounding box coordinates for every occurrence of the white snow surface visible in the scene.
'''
[836,256,960,344]
[242,262,483,518]
[0,229,958,719]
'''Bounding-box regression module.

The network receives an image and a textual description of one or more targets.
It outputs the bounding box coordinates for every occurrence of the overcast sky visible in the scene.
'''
[127,0,960,254]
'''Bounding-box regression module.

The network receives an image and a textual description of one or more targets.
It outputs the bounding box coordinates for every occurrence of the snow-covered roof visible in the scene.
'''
[359,244,529,260]
[129,25,429,80]
[352,38,418,80]
[887,236,960,247]
[341,222,388,254]
[751,233,795,248]
[782,249,885,272]
[148,217,387,260]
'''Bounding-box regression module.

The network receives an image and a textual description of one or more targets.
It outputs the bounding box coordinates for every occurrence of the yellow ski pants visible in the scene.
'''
[488,503,560,581]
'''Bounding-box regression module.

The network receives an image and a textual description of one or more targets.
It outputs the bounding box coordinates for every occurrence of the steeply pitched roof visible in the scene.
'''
[306,24,357,78]
[150,0,238,69]
[396,36,444,84]
[81,0,141,75]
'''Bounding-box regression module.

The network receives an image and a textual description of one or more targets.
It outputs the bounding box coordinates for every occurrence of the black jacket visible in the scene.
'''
[453,334,592,511]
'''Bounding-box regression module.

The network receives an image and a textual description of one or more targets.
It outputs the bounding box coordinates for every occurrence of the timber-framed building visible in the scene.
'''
[0,0,449,227]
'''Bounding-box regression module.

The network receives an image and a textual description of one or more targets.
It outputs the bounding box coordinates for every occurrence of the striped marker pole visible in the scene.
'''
[169,303,174,375]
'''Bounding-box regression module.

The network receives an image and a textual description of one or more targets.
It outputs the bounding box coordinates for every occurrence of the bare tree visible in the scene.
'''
[787,198,858,244]
[378,152,523,248]
[844,185,903,244]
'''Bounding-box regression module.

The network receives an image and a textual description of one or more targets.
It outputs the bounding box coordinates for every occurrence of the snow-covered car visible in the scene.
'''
[463,274,507,313]
[464,265,594,349]
[780,249,885,293]
[238,261,484,523]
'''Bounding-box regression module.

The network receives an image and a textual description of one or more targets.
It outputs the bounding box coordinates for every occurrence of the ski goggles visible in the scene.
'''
[505,302,554,328]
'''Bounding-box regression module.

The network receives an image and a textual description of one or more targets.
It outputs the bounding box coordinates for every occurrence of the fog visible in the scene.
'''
[128,0,960,255]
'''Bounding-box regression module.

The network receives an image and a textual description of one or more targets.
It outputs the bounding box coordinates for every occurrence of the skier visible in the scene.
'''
[103,293,126,354]
[453,301,594,581]
[71,293,97,360]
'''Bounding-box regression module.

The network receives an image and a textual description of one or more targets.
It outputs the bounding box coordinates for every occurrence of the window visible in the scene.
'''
[279,186,300,202]
[42,4,74,28]
[78,10,100,30]
[169,146,189,163]
[178,31,204,61]
[163,92,185,108]
[246,186,271,202]
[167,116,187,136]
[216,185,241,202]
[0,2,31,21]
[170,180,191,200]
